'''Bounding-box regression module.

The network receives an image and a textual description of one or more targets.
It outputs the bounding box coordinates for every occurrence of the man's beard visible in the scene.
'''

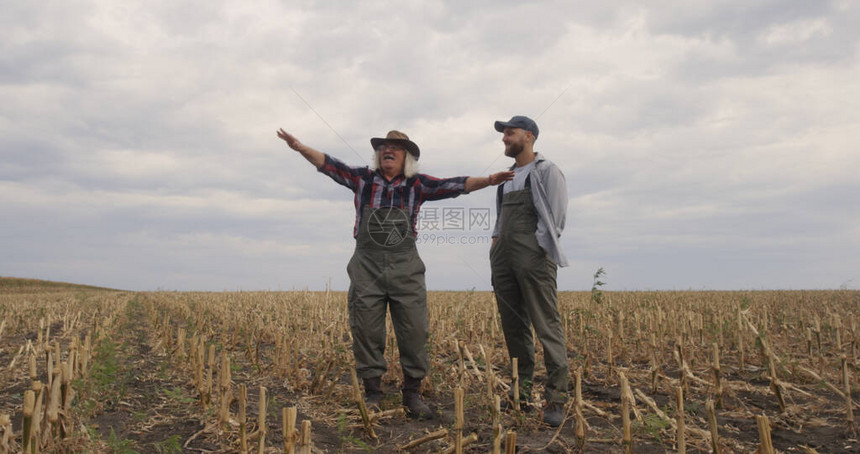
[505,141,524,157]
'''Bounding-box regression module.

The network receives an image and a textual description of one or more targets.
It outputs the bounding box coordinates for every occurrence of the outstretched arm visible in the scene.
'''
[464,170,514,193]
[277,128,325,169]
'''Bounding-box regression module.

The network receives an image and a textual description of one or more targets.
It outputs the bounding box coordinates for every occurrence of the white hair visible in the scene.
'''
[372,150,419,178]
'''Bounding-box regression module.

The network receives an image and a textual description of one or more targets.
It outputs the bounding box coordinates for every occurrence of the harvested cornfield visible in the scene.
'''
[1,277,858,452]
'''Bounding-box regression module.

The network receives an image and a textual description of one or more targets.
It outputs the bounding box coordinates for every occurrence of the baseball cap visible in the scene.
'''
[494,115,539,139]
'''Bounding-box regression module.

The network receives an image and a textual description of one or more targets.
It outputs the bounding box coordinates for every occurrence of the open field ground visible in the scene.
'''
[1,277,859,453]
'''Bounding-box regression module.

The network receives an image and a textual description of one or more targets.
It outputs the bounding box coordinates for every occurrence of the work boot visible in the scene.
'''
[402,375,434,420]
[542,402,565,427]
[363,376,383,410]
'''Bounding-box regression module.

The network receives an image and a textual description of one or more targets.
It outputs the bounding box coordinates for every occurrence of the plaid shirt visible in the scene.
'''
[319,154,468,237]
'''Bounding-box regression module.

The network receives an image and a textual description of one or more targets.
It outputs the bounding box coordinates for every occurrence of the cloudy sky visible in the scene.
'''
[2,0,858,291]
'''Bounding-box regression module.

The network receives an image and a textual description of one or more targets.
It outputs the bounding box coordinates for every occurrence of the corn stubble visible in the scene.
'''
[1,286,858,452]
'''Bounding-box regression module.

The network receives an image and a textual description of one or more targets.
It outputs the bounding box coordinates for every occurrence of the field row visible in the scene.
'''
[1,284,858,452]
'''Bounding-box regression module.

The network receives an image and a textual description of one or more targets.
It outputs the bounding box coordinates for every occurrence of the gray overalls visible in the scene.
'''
[491,177,569,404]
[347,206,429,380]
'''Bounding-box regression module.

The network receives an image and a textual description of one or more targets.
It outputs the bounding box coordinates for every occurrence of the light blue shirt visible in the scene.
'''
[492,153,569,267]
[503,160,535,194]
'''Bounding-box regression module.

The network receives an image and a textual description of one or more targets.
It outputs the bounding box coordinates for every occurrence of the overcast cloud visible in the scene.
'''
[2,0,859,291]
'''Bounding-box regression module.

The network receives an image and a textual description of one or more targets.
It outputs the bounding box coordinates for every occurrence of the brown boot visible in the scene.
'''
[402,375,434,420]
[363,376,383,409]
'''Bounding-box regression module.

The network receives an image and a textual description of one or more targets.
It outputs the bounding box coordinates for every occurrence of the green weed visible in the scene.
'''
[633,413,672,444]
[591,267,607,304]
[153,434,182,454]
[162,387,195,405]
[336,411,372,451]
[107,427,138,454]
[74,336,131,416]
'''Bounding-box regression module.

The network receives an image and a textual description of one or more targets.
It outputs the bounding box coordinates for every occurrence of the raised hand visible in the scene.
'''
[277,128,304,151]
[277,128,325,168]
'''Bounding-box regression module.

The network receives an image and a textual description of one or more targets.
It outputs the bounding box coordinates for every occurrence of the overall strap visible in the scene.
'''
[525,158,541,189]
[499,159,538,200]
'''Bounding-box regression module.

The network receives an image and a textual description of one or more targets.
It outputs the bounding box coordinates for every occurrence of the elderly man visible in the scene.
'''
[277,128,512,419]
[489,115,570,427]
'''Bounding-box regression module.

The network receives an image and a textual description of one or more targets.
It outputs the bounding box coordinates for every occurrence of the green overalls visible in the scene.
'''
[490,181,569,404]
[347,206,429,380]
